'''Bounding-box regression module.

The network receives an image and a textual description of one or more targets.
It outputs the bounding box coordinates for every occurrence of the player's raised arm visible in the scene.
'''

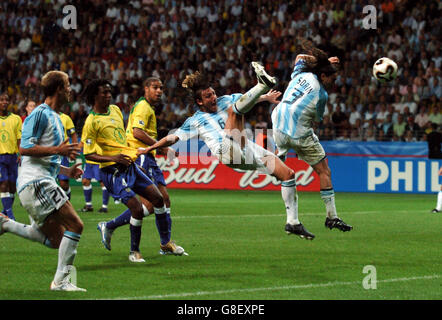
[139,134,180,155]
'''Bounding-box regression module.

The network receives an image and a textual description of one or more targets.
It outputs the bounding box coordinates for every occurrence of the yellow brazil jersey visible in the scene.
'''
[126,97,157,156]
[82,104,138,168]
[59,112,76,141]
[0,112,22,154]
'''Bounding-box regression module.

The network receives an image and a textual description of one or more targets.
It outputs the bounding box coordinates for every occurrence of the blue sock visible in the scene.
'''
[102,187,109,207]
[129,217,142,252]
[1,193,15,220]
[106,209,132,230]
[83,185,92,207]
[154,207,170,245]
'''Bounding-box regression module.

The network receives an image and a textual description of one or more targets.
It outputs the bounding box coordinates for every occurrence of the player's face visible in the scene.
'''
[96,84,112,108]
[57,78,72,106]
[198,87,217,113]
[320,73,336,88]
[145,80,163,104]
[0,94,9,113]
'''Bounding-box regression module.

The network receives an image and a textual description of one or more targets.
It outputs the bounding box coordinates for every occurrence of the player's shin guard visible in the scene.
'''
[232,83,270,115]
[83,185,92,207]
[320,188,338,219]
[436,191,442,211]
[154,206,170,245]
[1,192,15,220]
[102,186,109,207]
[281,179,299,225]
[129,217,142,252]
[53,231,80,284]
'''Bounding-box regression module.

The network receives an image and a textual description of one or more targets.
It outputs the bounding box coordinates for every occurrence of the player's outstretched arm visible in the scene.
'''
[20,140,80,158]
[139,134,180,155]
[256,89,282,105]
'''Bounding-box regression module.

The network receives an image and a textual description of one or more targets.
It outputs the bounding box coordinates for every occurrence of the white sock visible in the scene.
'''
[320,189,338,219]
[281,179,299,225]
[142,204,151,217]
[53,231,81,285]
[232,83,269,114]
[436,191,442,211]
[3,219,51,247]
[154,206,166,215]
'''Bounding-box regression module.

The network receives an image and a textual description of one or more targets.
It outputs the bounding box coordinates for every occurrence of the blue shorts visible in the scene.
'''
[136,154,166,186]
[99,163,154,205]
[57,156,70,181]
[0,154,18,182]
[83,163,101,181]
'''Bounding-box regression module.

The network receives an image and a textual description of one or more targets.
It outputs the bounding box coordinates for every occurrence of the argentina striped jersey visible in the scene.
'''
[271,59,328,138]
[17,103,65,191]
[174,93,242,155]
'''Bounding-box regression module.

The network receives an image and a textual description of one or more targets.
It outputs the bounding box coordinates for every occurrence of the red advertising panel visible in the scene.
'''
[156,155,320,191]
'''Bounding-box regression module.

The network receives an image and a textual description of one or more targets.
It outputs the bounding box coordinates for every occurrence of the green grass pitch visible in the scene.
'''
[0,186,441,300]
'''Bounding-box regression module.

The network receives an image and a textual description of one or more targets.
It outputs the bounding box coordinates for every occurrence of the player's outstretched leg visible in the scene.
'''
[251,61,277,88]
[232,62,277,115]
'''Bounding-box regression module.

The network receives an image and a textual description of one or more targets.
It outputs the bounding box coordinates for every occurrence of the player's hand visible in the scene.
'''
[57,140,81,158]
[328,56,340,65]
[165,147,178,163]
[262,89,282,105]
[113,154,133,167]
[68,163,83,179]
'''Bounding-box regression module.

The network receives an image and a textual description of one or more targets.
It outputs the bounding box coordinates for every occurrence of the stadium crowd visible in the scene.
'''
[0,0,440,143]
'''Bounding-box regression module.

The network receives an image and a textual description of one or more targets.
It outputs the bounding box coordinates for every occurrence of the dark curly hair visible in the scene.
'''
[81,79,112,106]
[297,37,338,77]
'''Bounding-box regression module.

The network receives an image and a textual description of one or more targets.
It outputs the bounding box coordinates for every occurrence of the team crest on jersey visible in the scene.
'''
[0,130,10,143]
[113,128,126,144]
[138,120,145,126]
[86,139,92,145]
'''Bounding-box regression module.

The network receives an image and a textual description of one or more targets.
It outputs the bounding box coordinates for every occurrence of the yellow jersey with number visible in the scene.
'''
[126,97,157,156]
[0,113,22,154]
[82,105,137,168]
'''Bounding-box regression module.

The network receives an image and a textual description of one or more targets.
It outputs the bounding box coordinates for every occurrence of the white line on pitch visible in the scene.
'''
[103,274,441,300]
[87,210,428,222]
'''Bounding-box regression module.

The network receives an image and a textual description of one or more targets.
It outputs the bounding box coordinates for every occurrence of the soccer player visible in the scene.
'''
[0,71,86,291]
[271,38,352,232]
[140,63,316,240]
[97,77,186,255]
[0,93,22,220]
[57,111,78,200]
[81,79,167,262]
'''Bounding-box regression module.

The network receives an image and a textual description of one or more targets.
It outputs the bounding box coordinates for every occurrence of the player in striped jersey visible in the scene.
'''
[272,38,352,232]
[57,111,78,200]
[0,71,86,291]
[140,63,316,240]
[0,93,22,220]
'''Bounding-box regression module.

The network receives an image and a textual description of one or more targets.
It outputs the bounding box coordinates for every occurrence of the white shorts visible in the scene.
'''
[273,130,326,166]
[18,178,69,227]
[217,136,275,174]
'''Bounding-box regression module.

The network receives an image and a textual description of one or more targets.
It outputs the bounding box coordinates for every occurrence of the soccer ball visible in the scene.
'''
[372,57,398,83]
